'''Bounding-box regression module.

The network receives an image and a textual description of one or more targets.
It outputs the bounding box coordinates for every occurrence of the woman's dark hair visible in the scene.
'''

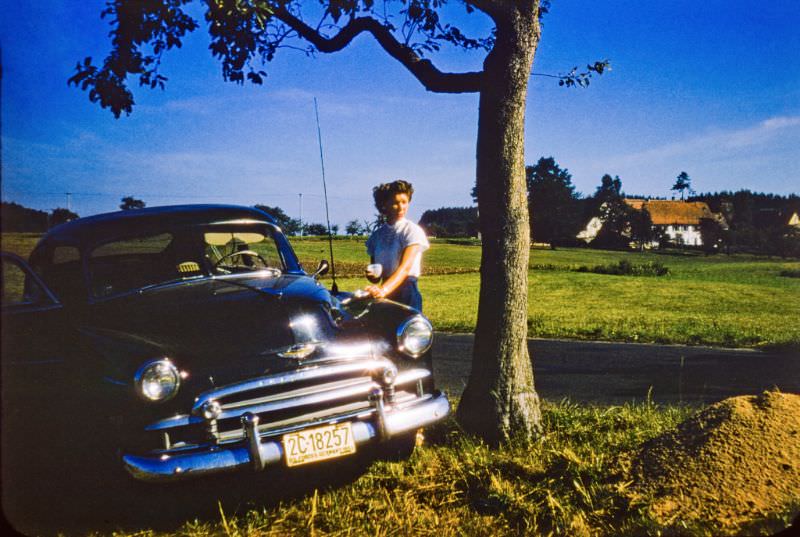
[373,180,414,214]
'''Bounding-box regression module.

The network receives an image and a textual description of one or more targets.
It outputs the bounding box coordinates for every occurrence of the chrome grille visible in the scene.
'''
[143,356,431,452]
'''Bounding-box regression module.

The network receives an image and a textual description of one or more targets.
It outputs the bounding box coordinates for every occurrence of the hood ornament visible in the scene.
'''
[277,342,317,360]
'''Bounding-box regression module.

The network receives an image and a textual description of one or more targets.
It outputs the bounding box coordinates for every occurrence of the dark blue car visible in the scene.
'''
[1,205,449,483]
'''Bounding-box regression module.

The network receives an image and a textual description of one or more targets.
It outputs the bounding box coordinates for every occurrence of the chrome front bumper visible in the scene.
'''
[123,390,449,482]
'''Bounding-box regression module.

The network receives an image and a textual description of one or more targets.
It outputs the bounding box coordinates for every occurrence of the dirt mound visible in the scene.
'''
[632,391,800,535]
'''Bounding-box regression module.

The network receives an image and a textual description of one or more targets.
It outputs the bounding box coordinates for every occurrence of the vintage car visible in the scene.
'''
[1,205,449,483]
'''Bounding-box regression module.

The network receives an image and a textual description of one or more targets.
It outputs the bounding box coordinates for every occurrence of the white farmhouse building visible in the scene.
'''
[577,199,724,247]
[627,199,719,246]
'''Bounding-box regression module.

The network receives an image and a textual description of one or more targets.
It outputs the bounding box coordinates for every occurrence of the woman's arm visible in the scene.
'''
[365,244,420,298]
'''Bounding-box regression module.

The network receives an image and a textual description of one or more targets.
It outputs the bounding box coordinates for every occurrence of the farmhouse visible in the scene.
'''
[577,199,725,248]
[628,199,721,246]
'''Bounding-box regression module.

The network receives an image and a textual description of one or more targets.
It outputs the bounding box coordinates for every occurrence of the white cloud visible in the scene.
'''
[761,116,800,130]
[608,115,800,168]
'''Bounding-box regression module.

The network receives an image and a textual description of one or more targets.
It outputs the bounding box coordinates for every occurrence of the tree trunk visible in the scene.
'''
[456,3,542,445]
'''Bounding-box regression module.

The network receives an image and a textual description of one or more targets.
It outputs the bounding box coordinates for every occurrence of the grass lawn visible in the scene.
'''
[222,402,705,537]
[4,233,799,348]
[334,240,800,349]
[15,400,795,537]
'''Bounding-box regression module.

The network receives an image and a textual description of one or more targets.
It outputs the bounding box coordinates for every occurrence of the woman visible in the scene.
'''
[365,180,429,311]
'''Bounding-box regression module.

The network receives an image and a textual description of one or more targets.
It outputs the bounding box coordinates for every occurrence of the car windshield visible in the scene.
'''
[88,225,285,298]
[203,230,283,274]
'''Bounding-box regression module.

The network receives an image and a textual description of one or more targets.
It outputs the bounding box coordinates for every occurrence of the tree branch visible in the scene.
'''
[269,5,482,93]
[464,0,503,18]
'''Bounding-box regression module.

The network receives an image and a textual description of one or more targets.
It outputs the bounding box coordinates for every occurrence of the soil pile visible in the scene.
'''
[632,391,800,535]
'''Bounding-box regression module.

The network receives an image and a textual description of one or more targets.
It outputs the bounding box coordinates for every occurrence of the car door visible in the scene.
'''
[1,252,71,408]
[2,252,76,520]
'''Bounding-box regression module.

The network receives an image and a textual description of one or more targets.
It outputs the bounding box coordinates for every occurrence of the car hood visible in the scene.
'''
[78,273,345,385]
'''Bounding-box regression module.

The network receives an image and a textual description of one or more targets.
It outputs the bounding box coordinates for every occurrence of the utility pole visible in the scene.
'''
[66,192,72,212]
[298,193,303,237]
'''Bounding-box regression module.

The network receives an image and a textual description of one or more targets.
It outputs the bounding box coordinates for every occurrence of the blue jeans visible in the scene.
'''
[388,277,422,312]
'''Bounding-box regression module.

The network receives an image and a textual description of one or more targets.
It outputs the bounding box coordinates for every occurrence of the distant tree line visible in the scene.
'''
[1,199,372,238]
[255,204,351,236]
[445,158,800,256]
[526,160,800,255]
[344,219,379,236]
[419,207,479,238]
[1,196,147,233]
[689,191,800,257]
[5,186,797,257]
[1,202,79,231]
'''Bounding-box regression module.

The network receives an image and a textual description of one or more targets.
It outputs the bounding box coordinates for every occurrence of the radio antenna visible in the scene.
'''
[314,97,338,293]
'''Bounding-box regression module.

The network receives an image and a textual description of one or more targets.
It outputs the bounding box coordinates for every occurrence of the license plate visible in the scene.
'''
[282,422,356,467]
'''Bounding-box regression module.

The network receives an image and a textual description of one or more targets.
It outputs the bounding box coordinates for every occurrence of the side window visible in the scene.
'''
[88,233,175,297]
[37,244,86,304]
[1,257,52,307]
[92,234,172,257]
[53,246,81,265]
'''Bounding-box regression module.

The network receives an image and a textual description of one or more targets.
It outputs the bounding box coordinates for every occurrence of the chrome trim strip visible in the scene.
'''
[145,414,200,431]
[191,357,393,413]
[394,369,430,386]
[219,401,377,442]
[214,379,378,421]
[222,376,371,409]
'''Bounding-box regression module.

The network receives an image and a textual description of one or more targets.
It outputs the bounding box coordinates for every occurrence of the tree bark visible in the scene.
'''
[456,2,542,445]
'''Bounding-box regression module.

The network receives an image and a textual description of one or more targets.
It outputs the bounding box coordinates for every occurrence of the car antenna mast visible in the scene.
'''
[314,97,338,293]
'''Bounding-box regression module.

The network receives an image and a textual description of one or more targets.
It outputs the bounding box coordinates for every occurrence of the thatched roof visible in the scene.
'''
[625,199,715,225]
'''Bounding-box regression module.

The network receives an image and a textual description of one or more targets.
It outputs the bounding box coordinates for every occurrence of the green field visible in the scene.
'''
[330,239,800,349]
[4,233,799,348]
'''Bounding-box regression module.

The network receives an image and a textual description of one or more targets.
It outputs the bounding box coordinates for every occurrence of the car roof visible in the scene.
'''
[38,204,279,246]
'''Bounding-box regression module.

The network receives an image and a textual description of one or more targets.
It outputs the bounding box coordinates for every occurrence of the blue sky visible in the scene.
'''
[2,1,799,227]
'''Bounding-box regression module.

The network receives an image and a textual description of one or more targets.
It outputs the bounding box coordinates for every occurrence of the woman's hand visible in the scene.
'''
[369,244,420,299]
[365,284,387,299]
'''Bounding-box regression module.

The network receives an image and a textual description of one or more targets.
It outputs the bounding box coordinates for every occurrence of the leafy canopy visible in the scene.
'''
[526,157,582,244]
[255,204,301,235]
[120,196,146,210]
[69,0,608,117]
[671,171,693,200]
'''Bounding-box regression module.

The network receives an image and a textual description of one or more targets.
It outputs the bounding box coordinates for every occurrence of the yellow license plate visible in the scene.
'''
[282,422,356,467]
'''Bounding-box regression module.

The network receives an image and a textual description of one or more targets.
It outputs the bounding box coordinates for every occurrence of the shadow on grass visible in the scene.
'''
[3,433,379,537]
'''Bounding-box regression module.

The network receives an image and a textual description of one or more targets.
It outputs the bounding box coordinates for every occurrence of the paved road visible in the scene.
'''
[432,333,799,405]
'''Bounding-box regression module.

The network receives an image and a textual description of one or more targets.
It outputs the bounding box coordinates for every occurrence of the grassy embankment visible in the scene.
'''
[4,233,799,348]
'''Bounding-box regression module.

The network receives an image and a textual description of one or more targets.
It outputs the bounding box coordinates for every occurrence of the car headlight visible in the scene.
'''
[134,358,181,402]
[396,315,433,358]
